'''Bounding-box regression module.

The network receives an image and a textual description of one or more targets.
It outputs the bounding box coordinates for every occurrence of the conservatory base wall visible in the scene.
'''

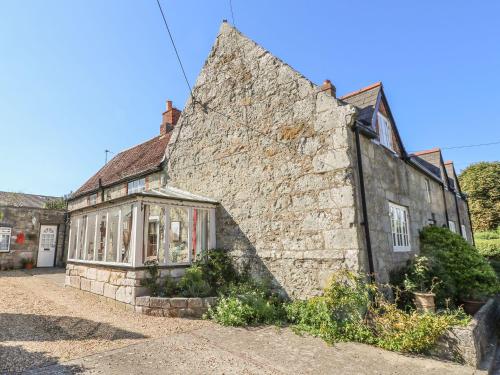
[64,263,186,305]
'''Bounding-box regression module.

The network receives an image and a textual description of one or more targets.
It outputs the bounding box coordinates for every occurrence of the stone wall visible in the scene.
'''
[357,136,450,282]
[135,296,217,318]
[431,298,499,369]
[0,206,66,269]
[164,23,362,299]
[65,262,186,304]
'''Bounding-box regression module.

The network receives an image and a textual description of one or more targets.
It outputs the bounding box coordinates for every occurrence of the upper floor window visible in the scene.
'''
[377,113,393,151]
[88,194,97,205]
[424,178,432,203]
[389,202,411,251]
[0,227,11,252]
[128,178,145,194]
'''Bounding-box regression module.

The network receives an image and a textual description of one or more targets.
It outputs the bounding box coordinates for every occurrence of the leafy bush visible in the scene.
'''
[475,228,500,259]
[195,249,239,293]
[286,271,375,344]
[371,302,469,353]
[207,279,287,326]
[162,275,178,297]
[141,259,162,297]
[420,226,499,302]
[177,266,211,297]
[459,162,499,232]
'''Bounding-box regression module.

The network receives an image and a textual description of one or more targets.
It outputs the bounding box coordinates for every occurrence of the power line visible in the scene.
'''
[229,0,236,25]
[441,140,500,150]
[155,0,193,100]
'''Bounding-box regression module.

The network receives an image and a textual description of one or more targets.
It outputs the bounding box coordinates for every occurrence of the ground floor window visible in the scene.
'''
[389,202,411,251]
[448,221,456,233]
[461,224,467,240]
[0,227,11,252]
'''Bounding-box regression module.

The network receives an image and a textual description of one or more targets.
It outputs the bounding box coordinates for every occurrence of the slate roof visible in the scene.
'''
[73,134,171,198]
[340,82,381,124]
[0,191,60,208]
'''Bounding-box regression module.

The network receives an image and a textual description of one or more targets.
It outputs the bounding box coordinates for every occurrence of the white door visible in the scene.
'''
[37,225,58,267]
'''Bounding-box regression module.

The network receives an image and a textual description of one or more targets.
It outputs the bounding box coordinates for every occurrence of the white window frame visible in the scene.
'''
[448,220,456,233]
[128,178,146,195]
[424,178,432,203]
[0,227,12,252]
[377,112,393,151]
[389,202,411,252]
[461,224,468,240]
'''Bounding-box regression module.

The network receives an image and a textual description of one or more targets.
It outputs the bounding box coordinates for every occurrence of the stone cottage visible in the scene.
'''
[65,22,472,302]
[0,192,66,269]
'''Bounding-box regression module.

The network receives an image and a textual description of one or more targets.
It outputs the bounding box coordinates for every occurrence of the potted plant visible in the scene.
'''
[460,282,493,315]
[404,256,440,313]
[21,257,34,270]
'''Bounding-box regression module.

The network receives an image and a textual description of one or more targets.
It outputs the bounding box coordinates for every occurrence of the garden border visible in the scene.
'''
[135,296,218,318]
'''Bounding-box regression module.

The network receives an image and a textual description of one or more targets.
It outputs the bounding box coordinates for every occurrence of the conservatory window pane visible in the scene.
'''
[194,209,210,257]
[168,207,189,264]
[159,207,166,263]
[97,212,107,261]
[120,204,133,263]
[77,215,87,260]
[86,214,96,261]
[69,218,78,259]
[144,204,163,260]
[106,208,119,262]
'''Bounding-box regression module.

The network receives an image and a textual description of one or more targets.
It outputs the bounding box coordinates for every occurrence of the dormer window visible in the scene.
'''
[377,112,393,151]
[128,178,145,194]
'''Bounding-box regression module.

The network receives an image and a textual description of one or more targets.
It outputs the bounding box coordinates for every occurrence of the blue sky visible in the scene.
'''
[1,1,499,196]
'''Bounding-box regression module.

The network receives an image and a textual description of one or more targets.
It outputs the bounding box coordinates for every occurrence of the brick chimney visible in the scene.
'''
[320,79,336,98]
[160,100,181,135]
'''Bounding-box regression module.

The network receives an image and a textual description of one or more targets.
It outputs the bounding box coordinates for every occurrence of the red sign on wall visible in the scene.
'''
[15,232,25,244]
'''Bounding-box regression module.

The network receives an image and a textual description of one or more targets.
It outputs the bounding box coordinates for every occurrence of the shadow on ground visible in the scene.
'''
[0,313,147,342]
[0,344,86,374]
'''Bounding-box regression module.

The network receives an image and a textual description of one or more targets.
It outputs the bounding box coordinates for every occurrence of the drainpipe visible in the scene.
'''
[465,198,475,246]
[353,124,375,282]
[441,184,450,227]
[453,193,463,237]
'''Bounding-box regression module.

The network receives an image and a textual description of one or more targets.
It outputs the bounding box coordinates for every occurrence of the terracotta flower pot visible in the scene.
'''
[462,299,486,316]
[24,263,33,270]
[413,292,436,313]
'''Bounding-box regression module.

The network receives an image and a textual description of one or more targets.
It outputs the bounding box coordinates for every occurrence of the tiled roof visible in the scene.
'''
[0,191,60,208]
[73,133,171,197]
[340,82,381,124]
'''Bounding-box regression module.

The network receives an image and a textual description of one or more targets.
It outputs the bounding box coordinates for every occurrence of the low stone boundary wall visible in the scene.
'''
[431,297,499,369]
[135,296,218,318]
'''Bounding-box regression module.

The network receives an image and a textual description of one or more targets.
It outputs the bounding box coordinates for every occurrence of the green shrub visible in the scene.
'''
[177,266,211,297]
[195,249,239,293]
[475,228,500,258]
[207,279,287,326]
[403,256,441,293]
[162,275,178,297]
[371,302,469,353]
[420,226,499,303]
[141,259,162,297]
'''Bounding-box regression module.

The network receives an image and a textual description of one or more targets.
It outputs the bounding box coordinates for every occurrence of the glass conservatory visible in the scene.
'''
[67,187,217,268]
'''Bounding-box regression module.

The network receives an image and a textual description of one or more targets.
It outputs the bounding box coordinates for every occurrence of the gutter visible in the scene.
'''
[352,121,376,282]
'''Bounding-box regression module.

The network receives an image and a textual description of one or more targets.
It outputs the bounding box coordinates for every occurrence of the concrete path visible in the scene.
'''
[0,269,482,374]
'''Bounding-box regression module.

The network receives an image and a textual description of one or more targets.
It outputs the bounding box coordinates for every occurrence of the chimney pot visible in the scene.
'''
[321,79,336,98]
[167,100,172,111]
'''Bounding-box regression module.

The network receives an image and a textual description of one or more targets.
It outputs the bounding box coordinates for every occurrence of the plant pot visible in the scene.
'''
[24,263,33,270]
[462,299,486,316]
[413,292,435,313]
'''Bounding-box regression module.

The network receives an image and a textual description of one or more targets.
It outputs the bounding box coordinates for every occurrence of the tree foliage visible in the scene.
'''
[458,161,500,232]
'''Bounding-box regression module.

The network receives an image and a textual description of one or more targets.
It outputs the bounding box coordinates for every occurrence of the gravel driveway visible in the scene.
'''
[0,269,480,374]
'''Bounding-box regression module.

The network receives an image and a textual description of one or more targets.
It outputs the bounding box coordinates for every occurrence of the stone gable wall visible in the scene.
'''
[163,23,363,298]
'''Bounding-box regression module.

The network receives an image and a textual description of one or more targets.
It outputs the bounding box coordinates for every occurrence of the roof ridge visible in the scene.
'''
[411,147,441,156]
[340,82,382,100]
